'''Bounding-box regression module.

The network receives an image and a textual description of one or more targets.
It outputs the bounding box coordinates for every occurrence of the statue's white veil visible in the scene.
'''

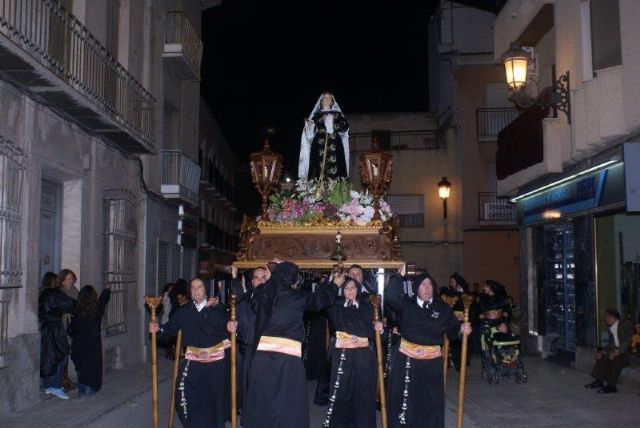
[298,92,350,180]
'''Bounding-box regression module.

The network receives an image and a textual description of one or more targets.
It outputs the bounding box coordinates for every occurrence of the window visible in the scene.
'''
[590,0,622,71]
[157,240,168,295]
[0,139,25,367]
[387,195,425,228]
[103,189,136,336]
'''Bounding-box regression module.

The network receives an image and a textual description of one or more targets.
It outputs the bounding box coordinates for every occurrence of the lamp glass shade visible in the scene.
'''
[504,55,528,90]
[438,177,451,199]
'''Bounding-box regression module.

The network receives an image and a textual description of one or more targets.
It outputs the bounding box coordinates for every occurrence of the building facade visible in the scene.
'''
[197,98,239,292]
[494,0,640,376]
[347,112,461,286]
[0,0,216,415]
[428,1,521,299]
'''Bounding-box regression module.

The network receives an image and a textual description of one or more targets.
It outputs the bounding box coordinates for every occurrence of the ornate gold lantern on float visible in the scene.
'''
[359,137,393,221]
[250,139,282,221]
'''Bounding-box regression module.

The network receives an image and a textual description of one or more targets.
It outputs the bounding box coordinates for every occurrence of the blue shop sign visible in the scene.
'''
[518,163,624,225]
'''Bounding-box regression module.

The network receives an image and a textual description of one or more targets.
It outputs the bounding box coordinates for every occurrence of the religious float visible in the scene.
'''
[233,93,403,273]
[232,139,403,271]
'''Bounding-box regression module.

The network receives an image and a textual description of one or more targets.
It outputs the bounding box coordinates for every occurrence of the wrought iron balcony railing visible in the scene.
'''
[0,0,156,152]
[478,192,517,224]
[161,150,201,206]
[349,130,444,153]
[163,11,202,80]
[476,108,519,141]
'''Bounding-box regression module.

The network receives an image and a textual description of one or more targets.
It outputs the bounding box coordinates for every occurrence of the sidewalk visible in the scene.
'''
[1,356,638,427]
[0,357,174,428]
[445,356,639,427]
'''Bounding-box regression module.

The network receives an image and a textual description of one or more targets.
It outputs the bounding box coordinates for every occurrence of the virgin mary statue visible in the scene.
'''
[298,92,350,182]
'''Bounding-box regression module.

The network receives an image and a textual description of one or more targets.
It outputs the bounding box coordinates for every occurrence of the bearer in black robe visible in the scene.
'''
[243,261,335,428]
[322,274,381,428]
[229,266,269,417]
[149,278,234,428]
[385,265,472,428]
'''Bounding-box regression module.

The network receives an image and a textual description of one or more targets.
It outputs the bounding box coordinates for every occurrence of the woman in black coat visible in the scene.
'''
[39,272,75,399]
[68,285,111,398]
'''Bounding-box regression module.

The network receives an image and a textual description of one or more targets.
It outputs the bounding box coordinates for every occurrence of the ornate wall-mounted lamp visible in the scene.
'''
[504,43,571,123]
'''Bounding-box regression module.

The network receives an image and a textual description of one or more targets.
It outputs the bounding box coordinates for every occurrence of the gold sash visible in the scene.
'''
[185,339,231,363]
[399,338,442,360]
[257,336,302,358]
[335,331,369,349]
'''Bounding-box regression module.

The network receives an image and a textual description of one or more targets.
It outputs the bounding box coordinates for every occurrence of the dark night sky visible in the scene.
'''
[201,0,437,174]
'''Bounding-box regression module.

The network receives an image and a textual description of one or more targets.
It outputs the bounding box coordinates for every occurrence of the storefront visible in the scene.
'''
[513,144,640,367]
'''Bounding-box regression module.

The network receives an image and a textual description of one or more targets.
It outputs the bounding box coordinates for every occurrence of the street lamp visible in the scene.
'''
[503,43,571,122]
[360,137,393,221]
[438,176,451,219]
[250,139,282,221]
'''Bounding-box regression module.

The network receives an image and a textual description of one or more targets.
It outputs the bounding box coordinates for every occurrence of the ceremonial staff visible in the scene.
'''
[168,330,182,428]
[457,294,475,428]
[145,296,163,428]
[370,294,388,428]
[230,294,238,428]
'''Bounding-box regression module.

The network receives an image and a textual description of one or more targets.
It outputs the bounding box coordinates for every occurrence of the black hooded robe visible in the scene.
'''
[322,291,377,428]
[243,263,335,428]
[156,301,229,428]
[384,274,461,428]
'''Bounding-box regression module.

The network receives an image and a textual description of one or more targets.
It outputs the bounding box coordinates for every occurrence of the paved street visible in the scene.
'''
[1,356,637,427]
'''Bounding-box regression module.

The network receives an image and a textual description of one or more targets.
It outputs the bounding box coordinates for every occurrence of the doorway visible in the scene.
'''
[39,179,61,286]
[543,221,576,364]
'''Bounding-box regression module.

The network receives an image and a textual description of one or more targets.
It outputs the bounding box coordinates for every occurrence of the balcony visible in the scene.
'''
[349,130,444,153]
[200,221,237,253]
[478,192,517,226]
[163,12,202,81]
[161,151,201,206]
[199,157,237,208]
[476,108,519,141]
[0,0,155,153]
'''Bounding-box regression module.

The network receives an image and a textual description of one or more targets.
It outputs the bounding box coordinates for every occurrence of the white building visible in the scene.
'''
[494,0,640,377]
[0,0,218,414]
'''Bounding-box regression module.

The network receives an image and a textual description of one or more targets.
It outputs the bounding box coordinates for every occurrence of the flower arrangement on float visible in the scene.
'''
[264,178,392,226]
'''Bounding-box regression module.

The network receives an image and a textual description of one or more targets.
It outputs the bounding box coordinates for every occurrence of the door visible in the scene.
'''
[39,180,61,286]
[544,221,576,364]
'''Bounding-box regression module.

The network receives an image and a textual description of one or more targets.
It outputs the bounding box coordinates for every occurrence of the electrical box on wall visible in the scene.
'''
[624,143,640,212]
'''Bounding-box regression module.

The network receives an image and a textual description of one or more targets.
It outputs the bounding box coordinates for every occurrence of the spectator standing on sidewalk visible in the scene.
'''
[68,285,112,399]
[39,271,75,400]
[58,268,79,391]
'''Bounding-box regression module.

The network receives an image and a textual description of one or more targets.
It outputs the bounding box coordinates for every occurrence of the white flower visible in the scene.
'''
[349,190,360,199]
